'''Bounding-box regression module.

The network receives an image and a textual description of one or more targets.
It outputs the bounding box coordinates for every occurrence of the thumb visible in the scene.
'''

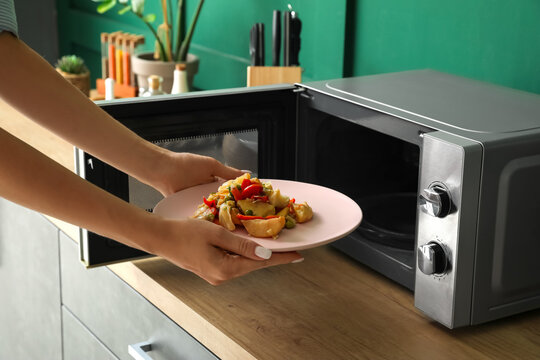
[212,162,245,181]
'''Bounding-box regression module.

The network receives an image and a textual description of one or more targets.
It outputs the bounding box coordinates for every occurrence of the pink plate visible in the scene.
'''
[153,179,363,252]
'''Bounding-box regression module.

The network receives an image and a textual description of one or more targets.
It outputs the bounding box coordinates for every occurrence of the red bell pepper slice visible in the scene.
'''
[241,184,263,199]
[203,197,216,208]
[287,198,296,211]
[231,187,243,201]
[241,178,252,190]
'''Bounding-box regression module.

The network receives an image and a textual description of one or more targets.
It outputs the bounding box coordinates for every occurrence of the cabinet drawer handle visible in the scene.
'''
[128,341,154,360]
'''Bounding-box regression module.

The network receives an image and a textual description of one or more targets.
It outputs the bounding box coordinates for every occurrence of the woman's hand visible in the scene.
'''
[150,151,245,197]
[146,216,304,285]
[139,152,305,284]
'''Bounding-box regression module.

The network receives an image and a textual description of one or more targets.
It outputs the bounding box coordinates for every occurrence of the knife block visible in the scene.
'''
[247,66,302,87]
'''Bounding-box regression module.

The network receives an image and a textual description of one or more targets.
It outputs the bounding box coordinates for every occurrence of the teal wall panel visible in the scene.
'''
[188,0,347,89]
[57,0,540,94]
[345,0,540,94]
[57,0,347,90]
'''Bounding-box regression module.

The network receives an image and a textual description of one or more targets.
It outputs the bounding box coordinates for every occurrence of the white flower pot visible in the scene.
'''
[131,52,200,94]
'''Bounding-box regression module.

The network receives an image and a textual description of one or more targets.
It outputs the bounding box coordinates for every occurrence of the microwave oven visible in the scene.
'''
[76,69,540,329]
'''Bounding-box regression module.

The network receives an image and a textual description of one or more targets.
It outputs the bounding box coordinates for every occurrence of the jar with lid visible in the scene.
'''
[141,75,166,97]
[171,63,189,94]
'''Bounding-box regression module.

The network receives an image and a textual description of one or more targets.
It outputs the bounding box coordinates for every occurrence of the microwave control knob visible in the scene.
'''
[417,242,448,275]
[419,184,451,218]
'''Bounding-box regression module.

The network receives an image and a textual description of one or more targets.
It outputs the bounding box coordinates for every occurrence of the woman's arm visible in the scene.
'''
[0,32,237,195]
[0,32,303,283]
[0,128,301,284]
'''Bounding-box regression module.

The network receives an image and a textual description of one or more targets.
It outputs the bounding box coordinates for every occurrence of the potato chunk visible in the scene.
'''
[241,217,286,238]
[268,189,290,208]
[219,205,236,231]
[292,202,313,223]
[237,199,275,218]
[192,204,215,221]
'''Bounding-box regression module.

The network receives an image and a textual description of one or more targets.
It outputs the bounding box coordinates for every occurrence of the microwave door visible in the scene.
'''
[76,85,297,267]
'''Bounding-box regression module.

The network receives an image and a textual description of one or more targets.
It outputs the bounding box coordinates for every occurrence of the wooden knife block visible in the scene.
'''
[247,66,302,87]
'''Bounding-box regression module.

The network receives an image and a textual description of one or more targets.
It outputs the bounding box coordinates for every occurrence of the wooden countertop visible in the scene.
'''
[2,99,540,359]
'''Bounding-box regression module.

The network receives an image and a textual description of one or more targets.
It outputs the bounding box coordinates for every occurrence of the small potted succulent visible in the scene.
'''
[93,0,204,92]
[55,55,91,96]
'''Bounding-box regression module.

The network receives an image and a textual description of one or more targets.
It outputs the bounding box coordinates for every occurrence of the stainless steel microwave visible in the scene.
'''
[76,70,540,329]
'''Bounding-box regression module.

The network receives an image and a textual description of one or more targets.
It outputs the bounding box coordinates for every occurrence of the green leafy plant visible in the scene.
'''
[92,0,205,62]
[55,55,89,74]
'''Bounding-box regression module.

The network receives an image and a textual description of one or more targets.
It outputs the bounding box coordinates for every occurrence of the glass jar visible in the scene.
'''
[141,75,166,97]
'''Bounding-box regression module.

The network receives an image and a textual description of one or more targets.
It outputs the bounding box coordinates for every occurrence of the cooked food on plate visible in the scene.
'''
[192,174,313,238]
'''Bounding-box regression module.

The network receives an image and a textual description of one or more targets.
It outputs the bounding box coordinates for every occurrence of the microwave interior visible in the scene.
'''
[295,92,432,290]
[79,86,434,288]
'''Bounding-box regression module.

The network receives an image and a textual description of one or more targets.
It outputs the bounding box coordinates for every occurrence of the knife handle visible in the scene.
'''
[249,24,258,66]
[257,23,265,66]
[289,16,302,66]
[283,11,291,66]
[272,10,281,66]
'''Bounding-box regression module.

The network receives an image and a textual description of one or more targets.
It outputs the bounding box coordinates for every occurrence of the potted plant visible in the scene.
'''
[55,55,91,96]
[93,0,204,92]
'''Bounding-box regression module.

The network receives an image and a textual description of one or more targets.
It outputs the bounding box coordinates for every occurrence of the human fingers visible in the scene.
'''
[211,231,273,260]
[209,158,245,181]
[211,231,303,262]
[178,154,243,187]
[152,218,303,285]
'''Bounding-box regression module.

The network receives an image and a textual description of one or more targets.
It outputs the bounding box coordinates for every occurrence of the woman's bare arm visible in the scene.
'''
[0,128,301,284]
[0,32,240,195]
[0,32,303,284]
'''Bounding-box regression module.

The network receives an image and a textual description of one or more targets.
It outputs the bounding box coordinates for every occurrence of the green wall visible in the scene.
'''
[57,0,346,90]
[187,1,346,89]
[57,0,540,94]
[345,0,540,94]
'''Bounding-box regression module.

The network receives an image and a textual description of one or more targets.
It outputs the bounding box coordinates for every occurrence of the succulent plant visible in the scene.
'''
[55,55,89,75]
